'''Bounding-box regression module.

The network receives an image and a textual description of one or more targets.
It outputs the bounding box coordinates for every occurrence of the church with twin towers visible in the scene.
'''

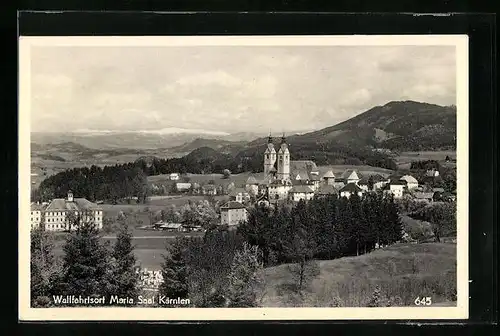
[264,133,291,182]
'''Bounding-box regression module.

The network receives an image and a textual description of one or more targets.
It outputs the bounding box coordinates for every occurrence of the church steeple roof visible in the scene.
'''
[268,132,273,144]
[281,133,286,144]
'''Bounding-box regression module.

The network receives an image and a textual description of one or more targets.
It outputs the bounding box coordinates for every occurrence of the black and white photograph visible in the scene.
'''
[19,35,469,320]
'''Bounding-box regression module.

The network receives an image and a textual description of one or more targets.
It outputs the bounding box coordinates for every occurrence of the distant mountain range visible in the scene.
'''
[31,130,269,150]
[31,100,456,170]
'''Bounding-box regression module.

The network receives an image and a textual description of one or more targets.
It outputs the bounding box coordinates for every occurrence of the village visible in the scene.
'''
[30,135,456,233]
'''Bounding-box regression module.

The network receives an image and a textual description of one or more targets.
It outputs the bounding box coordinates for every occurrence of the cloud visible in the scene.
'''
[29,45,457,133]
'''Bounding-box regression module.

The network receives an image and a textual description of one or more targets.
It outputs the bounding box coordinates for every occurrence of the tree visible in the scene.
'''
[222,169,231,179]
[226,242,264,307]
[180,200,218,229]
[110,220,139,305]
[159,237,189,306]
[284,200,320,293]
[55,213,113,304]
[408,201,455,242]
[368,176,374,191]
[31,227,60,307]
[367,285,385,307]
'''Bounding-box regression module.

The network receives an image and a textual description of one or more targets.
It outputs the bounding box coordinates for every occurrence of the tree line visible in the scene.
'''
[237,192,402,267]
[33,161,149,204]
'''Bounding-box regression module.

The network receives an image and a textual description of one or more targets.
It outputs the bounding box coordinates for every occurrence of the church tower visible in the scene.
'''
[263,133,276,176]
[277,133,290,181]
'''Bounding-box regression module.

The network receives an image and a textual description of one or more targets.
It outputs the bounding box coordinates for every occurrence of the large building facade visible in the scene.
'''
[31,191,103,231]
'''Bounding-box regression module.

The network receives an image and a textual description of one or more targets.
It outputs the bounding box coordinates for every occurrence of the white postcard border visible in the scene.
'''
[18,35,469,321]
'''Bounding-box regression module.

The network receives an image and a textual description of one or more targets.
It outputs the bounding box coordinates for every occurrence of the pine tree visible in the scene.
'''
[110,220,139,305]
[384,194,403,244]
[285,200,319,293]
[227,242,264,307]
[349,193,365,256]
[159,237,189,306]
[57,213,113,304]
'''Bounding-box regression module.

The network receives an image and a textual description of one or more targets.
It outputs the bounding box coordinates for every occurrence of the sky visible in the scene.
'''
[30,45,456,134]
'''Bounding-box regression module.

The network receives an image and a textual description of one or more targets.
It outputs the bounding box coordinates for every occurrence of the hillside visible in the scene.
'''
[31,101,455,179]
[249,101,456,152]
[167,138,247,156]
[261,242,457,307]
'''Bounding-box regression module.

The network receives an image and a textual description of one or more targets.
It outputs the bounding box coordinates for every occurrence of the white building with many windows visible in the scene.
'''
[30,203,45,230]
[42,191,103,231]
[220,201,248,227]
[288,185,315,202]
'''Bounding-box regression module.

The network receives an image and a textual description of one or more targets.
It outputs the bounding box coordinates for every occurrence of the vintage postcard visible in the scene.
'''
[19,35,469,321]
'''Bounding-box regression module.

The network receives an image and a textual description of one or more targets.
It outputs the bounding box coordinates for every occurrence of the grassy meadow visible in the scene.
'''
[260,242,457,307]
[52,231,204,270]
[394,151,456,170]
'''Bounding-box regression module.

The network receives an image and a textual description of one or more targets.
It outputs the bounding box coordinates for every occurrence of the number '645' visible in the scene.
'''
[414,297,432,306]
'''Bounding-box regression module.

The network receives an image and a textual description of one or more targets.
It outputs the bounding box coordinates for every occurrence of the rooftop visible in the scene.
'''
[341,169,362,181]
[413,192,435,199]
[339,183,363,193]
[358,177,369,185]
[30,203,45,211]
[371,174,388,182]
[246,176,258,184]
[322,170,335,178]
[317,185,339,195]
[45,197,101,211]
[401,175,419,184]
[389,179,407,186]
[289,185,314,193]
[220,201,247,210]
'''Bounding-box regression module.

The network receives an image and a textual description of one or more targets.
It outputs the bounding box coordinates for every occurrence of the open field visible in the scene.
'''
[100,195,228,217]
[52,232,204,270]
[148,172,255,188]
[394,151,456,170]
[260,242,457,307]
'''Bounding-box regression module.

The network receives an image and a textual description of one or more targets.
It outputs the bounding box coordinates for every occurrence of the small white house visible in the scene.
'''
[288,185,315,202]
[322,170,336,186]
[229,188,251,204]
[30,203,44,230]
[220,201,248,226]
[175,182,192,191]
[383,180,407,199]
[169,173,180,180]
[267,180,292,200]
[426,169,440,177]
[400,175,419,190]
[339,183,363,198]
